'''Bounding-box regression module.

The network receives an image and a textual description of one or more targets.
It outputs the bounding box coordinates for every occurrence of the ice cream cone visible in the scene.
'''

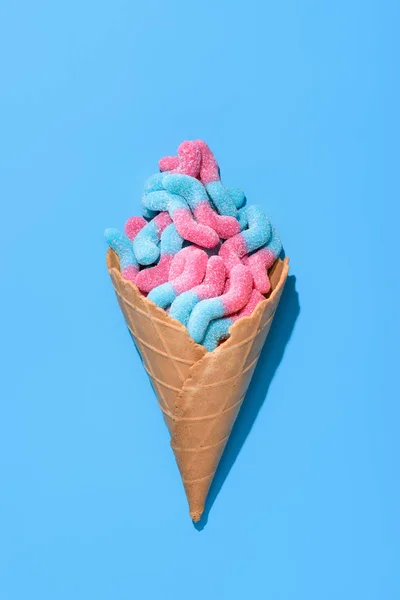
[106,249,289,521]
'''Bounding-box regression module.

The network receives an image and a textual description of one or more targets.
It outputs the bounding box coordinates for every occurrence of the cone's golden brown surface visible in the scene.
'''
[107,249,289,521]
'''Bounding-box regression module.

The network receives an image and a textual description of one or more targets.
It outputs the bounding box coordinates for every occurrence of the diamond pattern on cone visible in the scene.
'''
[107,249,289,521]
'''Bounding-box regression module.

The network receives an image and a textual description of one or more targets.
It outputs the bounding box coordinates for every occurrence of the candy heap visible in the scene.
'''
[105,140,282,352]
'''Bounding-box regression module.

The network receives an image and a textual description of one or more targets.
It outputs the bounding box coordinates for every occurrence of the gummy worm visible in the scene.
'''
[135,223,184,293]
[195,140,247,220]
[202,289,265,352]
[167,245,200,280]
[169,256,226,326]
[187,263,253,344]
[141,172,165,219]
[162,173,241,239]
[219,205,272,270]
[148,247,208,309]
[143,189,219,248]
[133,211,172,265]
[158,140,246,215]
[158,141,201,177]
[242,225,282,293]
[124,216,147,240]
[104,228,139,282]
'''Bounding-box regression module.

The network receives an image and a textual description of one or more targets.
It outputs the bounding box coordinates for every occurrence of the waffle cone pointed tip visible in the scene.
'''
[191,510,203,523]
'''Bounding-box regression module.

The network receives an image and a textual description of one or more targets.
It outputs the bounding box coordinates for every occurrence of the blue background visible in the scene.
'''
[1,1,399,598]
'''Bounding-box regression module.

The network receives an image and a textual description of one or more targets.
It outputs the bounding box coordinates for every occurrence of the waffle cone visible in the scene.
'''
[106,249,289,521]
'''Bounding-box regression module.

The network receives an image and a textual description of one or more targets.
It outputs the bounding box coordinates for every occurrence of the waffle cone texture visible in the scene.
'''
[106,249,289,521]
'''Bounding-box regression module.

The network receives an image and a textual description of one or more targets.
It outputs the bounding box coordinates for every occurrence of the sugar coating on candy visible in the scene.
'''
[162,173,241,239]
[124,216,147,240]
[141,172,166,219]
[172,248,208,294]
[148,248,208,309]
[236,288,265,318]
[135,224,184,293]
[135,254,174,292]
[202,318,233,352]
[133,211,172,266]
[143,172,165,195]
[221,264,253,313]
[121,264,139,282]
[162,173,209,209]
[194,140,245,217]
[169,256,226,325]
[219,234,248,271]
[240,206,272,252]
[237,206,248,230]
[205,180,239,218]
[160,140,246,219]
[168,246,198,280]
[193,201,240,239]
[219,205,271,270]
[172,207,219,248]
[160,223,184,255]
[194,140,220,184]
[243,226,282,293]
[160,140,218,183]
[147,282,176,309]
[143,189,220,248]
[105,228,139,279]
[226,188,246,209]
[187,264,253,343]
[159,156,179,172]
[202,289,265,351]
[158,141,201,178]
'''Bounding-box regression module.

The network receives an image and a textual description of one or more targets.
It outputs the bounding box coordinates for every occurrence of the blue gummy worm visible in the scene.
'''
[237,206,248,230]
[142,190,189,216]
[265,225,282,258]
[148,282,177,309]
[143,172,165,195]
[104,228,138,269]
[169,291,200,326]
[133,219,161,266]
[160,223,184,256]
[205,181,238,217]
[227,188,246,209]
[187,297,225,344]
[162,173,208,210]
[242,205,272,253]
[141,173,166,219]
[202,317,234,352]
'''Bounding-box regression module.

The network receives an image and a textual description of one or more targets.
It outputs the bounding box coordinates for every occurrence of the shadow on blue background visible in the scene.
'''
[195,274,300,529]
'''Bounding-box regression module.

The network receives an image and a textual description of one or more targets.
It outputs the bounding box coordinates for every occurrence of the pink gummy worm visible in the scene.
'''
[173,207,219,248]
[121,264,139,282]
[158,140,220,185]
[159,156,179,171]
[219,235,248,270]
[170,248,208,295]
[194,140,220,185]
[242,247,276,294]
[124,216,147,240]
[168,246,199,280]
[232,289,265,322]
[158,141,201,178]
[190,256,226,300]
[135,254,174,293]
[220,264,253,314]
[193,202,240,239]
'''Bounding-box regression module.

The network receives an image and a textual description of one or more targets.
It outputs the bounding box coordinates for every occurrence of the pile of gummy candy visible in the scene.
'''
[105,140,282,352]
